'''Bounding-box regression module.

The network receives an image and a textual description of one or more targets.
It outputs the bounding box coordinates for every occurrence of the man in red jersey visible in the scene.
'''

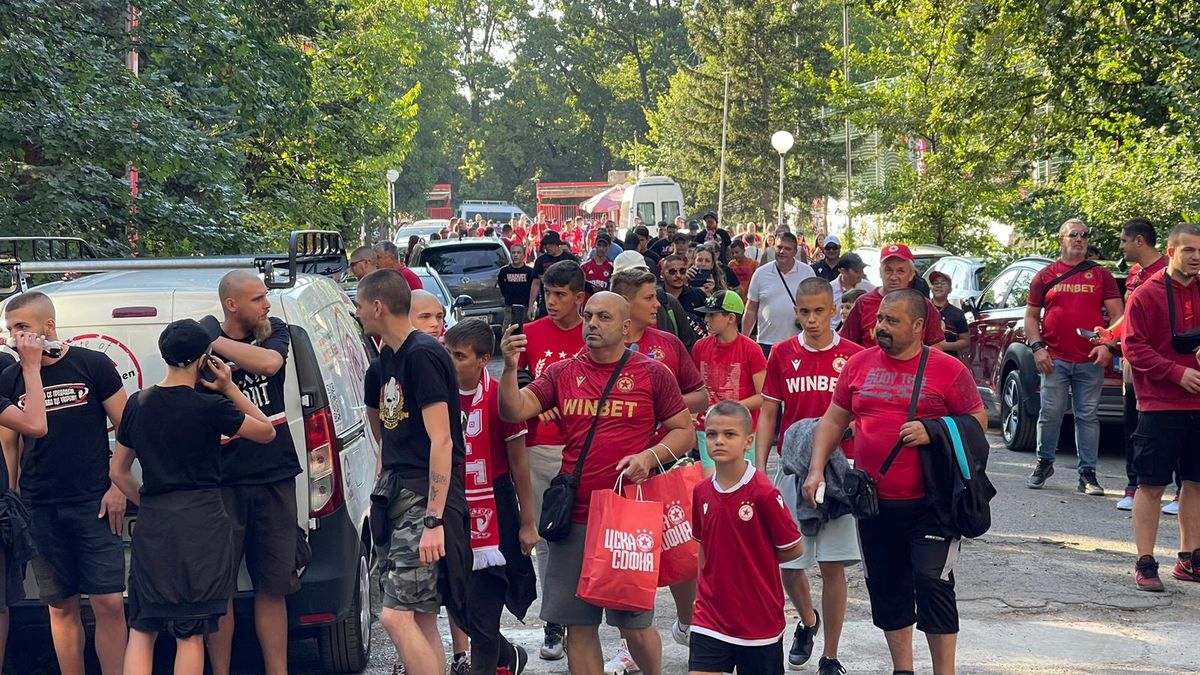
[839,243,941,349]
[690,402,803,675]
[1024,219,1123,494]
[754,277,863,673]
[498,292,695,675]
[1122,223,1200,592]
[805,289,986,675]
[581,233,615,295]
[373,240,424,291]
[515,260,585,660]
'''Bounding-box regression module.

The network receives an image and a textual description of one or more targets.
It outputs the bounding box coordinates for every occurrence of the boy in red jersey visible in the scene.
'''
[691,401,803,675]
[691,290,767,472]
[755,277,863,673]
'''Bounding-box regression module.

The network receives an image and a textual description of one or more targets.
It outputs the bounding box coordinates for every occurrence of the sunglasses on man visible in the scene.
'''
[1065,231,1090,239]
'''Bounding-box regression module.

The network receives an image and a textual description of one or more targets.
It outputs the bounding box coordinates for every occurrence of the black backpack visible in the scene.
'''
[925,416,996,538]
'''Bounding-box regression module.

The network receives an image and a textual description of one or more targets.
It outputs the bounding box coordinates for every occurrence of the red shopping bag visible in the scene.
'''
[576,484,663,611]
[624,463,703,586]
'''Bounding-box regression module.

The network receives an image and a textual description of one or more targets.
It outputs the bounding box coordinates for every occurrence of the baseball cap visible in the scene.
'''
[541,231,564,246]
[595,232,612,245]
[695,290,745,316]
[159,319,213,367]
[929,270,952,285]
[613,250,649,274]
[880,243,914,263]
[702,211,718,222]
[835,252,867,273]
[823,235,841,248]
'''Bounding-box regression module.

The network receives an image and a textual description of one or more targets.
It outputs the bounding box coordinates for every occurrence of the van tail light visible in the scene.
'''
[305,408,344,518]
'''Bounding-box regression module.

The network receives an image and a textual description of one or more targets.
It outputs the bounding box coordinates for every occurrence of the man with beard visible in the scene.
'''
[804,290,987,675]
[203,271,301,675]
[839,244,944,349]
[498,292,695,675]
[660,255,708,317]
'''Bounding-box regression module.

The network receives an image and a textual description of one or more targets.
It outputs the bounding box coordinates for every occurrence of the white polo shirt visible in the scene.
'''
[746,260,814,345]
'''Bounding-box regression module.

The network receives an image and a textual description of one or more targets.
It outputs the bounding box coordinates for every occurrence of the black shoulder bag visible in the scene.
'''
[538,349,632,542]
[1043,260,1098,295]
[1164,274,1200,354]
[776,264,797,306]
[843,347,930,519]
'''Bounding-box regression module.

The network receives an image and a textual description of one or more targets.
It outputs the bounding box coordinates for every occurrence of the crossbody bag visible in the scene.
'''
[776,263,797,306]
[538,349,632,542]
[843,346,930,519]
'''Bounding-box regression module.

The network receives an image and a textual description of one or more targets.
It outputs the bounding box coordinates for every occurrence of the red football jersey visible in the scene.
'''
[526,351,687,523]
[692,464,802,645]
[627,326,704,394]
[518,317,585,446]
[581,257,614,294]
[460,370,527,479]
[692,332,768,429]
[762,333,863,454]
[1027,260,1121,363]
[838,288,942,348]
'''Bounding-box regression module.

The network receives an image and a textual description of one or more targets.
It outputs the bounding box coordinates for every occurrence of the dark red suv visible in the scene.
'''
[962,256,1125,451]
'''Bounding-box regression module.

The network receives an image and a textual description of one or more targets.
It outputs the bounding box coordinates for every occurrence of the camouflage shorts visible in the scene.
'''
[378,488,440,613]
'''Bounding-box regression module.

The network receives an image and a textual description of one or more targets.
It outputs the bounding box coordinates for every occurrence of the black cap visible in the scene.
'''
[541,231,564,246]
[835,253,867,273]
[595,232,612,245]
[702,211,718,222]
[159,319,213,367]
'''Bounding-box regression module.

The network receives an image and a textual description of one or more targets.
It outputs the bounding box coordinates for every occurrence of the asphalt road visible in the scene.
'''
[9,429,1200,674]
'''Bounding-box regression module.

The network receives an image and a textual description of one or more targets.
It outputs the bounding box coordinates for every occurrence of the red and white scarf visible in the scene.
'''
[461,371,505,570]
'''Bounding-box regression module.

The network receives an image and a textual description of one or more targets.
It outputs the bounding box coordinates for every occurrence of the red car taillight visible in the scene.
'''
[305,408,344,518]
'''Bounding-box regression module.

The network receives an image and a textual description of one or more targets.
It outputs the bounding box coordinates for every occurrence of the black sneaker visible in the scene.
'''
[540,623,565,661]
[512,644,529,675]
[787,611,820,670]
[1027,459,1054,488]
[1078,470,1104,496]
[818,656,846,675]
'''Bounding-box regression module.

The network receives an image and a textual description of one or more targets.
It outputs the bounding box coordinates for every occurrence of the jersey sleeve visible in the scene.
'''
[525,359,563,412]
[209,394,249,437]
[1101,268,1121,300]
[761,348,785,402]
[747,338,768,374]
[649,361,688,422]
[90,352,126,402]
[946,363,985,415]
[831,353,859,412]
[759,481,803,549]
[674,339,705,394]
[1027,269,1049,308]
[406,348,451,410]
[364,360,381,409]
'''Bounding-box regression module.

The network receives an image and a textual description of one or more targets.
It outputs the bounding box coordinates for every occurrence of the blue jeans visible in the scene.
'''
[1036,358,1104,473]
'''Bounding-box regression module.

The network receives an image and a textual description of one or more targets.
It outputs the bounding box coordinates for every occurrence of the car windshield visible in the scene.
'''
[417,244,506,275]
[416,274,449,304]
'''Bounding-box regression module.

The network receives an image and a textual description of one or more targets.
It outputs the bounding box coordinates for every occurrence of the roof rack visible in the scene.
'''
[0,230,347,294]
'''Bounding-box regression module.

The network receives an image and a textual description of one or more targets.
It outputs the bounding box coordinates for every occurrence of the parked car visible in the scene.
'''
[4,234,376,673]
[408,237,510,331]
[924,255,986,307]
[961,256,1125,452]
[854,244,951,287]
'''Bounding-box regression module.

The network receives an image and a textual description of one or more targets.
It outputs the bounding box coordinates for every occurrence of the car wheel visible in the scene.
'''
[1000,369,1037,452]
[318,543,372,673]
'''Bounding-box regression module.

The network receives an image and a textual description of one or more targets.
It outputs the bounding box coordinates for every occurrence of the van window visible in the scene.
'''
[418,244,507,275]
[636,202,655,225]
[661,201,681,223]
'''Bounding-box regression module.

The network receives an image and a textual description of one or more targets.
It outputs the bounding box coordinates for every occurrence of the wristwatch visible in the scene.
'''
[423,515,444,529]
[1030,341,1046,353]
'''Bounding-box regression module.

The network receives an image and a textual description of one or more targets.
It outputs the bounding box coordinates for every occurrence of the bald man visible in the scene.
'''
[204,271,300,675]
[410,289,445,340]
[0,292,128,675]
[498,292,695,675]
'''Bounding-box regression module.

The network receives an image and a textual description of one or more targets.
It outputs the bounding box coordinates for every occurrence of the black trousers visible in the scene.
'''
[1124,381,1181,492]
[467,565,516,675]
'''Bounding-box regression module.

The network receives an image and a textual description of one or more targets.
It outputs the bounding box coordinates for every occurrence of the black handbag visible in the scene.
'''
[1164,274,1200,354]
[843,347,930,519]
[538,349,632,543]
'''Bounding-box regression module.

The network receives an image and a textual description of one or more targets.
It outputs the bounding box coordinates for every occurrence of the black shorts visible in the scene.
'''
[0,544,24,611]
[29,499,126,604]
[688,632,783,674]
[858,499,960,635]
[223,479,301,596]
[1131,411,1200,486]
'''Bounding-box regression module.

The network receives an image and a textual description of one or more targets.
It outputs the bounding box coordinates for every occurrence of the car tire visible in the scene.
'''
[318,543,372,673]
[1000,368,1037,452]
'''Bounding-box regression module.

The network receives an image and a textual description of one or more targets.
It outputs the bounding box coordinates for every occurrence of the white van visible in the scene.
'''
[458,200,527,223]
[3,234,376,673]
[619,175,685,230]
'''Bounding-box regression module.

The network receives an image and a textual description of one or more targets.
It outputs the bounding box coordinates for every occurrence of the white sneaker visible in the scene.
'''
[672,620,691,646]
[1116,494,1135,511]
[1163,498,1180,516]
[604,641,641,674]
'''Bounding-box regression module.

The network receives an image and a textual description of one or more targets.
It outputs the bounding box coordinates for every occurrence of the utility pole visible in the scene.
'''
[717,69,730,226]
[127,5,140,254]
[843,0,853,234]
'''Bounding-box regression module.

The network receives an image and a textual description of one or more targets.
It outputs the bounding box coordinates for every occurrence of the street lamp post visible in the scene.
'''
[385,169,400,242]
[771,131,794,228]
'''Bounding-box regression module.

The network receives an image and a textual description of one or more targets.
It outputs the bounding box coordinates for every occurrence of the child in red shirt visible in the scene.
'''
[691,401,803,675]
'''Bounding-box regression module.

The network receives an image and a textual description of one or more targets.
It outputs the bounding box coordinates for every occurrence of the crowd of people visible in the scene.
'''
[0,212,1195,675]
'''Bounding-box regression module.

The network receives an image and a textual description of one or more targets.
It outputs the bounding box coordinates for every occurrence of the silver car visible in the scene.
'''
[409,237,510,330]
[924,255,986,307]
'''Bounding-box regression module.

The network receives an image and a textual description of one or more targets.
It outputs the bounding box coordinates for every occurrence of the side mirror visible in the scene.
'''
[452,295,474,309]
[962,297,977,318]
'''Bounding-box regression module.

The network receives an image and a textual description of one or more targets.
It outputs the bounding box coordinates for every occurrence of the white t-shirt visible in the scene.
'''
[746,260,815,345]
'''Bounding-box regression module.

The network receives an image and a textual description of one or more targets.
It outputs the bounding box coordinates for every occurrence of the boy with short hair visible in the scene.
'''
[690,401,803,675]
[691,290,767,473]
[838,289,866,330]
[444,319,535,675]
[410,289,446,339]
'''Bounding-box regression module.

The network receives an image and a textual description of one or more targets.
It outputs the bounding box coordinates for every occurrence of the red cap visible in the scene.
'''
[880,243,914,263]
[929,270,952,284]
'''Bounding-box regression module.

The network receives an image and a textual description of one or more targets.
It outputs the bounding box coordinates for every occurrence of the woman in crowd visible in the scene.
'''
[692,247,740,296]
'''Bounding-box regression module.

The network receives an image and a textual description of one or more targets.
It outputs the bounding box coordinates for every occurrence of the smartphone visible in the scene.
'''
[689,269,712,288]
[1076,328,1098,340]
[199,355,218,383]
[511,305,526,335]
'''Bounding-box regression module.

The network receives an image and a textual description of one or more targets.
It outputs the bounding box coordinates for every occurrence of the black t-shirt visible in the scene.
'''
[938,303,969,357]
[649,238,672,257]
[117,386,245,496]
[0,352,13,372]
[216,317,300,485]
[812,260,839,281]
[497,264,534,307]
[671,285,708,316]
[532,251,578,280]
[364,332,467,515]
[0,391,11,491]
[0,346,123,504]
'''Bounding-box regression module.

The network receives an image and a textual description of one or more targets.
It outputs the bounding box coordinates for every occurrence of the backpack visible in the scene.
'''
[938,416,996,538]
